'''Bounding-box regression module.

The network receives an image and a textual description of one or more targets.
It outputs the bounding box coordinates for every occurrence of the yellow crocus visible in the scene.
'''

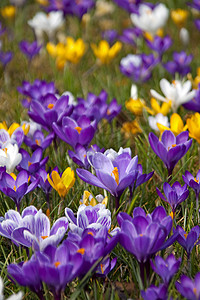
[147,98,172,116]
[91,40,122,64]
[65,37,86,64]
[186,113,200,143]
[1,6,16,19]
[0,122,29,135]
[157,113,187,136]
[125,98,145,116]
[47,167,75,197]
[171,9,188,28]
[35,0,49,5]
[121,119,142,138]
[188,67,200,89]
[80,190,108,207]
[143,28,164,42]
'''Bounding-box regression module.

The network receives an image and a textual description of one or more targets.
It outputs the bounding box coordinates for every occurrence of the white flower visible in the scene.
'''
[148,113,169,131]
[131,3,169,36]
[131,84,138,100]
[180,28,189,46]
[0,143,22,173]
[56,91,76,106]
[150,79,196,112]
[28,11,64,43]
[21,120,41,138]
[120,54,142,69]
[0,276,23,300]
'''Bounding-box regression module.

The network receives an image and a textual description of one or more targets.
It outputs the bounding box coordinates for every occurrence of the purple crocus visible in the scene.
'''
[102,30,118,45]
[0,205,68,251]
[188,0,200,10]
[113,0,141,13]
[53,115,96,149]
[0,127,24,148]
[19,40,42,61]
[0,51,13,68]
[173,225,200,258]
[141,284,168,300]
[29,94,73,132]
[24,130,54,150]
[183,85,200,112]
[120,53,159,83]
[156,181,189,216]
[149,130,192,177]
[105,99,122,122]
[95,256,117,277]
[176,272,200,300]
[145,35,172,56]
[183,170,200,216]
[195,19,200,31]
[0,171,38,211]
[77,150,138,209]
[119,27,142,46]
[163,51,193,78]
[17,148,48,175]
[150,254,181,285]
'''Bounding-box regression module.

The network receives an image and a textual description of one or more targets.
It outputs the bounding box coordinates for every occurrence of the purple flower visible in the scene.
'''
[34,168,52,195]
[151,254,181,285]
[0,205,68,251]
[113,0,141,13]
[163,51,193,77]
[134,164,154,189]
[120,53,159,83]
[188,0,200,11]
[0,51,13,67]
[146,35,172,56]
[17,148,48,174]
[76,151,138,206]
[141,284,168,300]
[53,115,96,149]
[176,273,200,300]
[19,40,42,61]
[183,170,200,197]
[195,19,200,31]
[156,181,189,214]
[68,144,104,169]
[174,225,200,257]
[17,79,57,109]
[24,130,54,150]
[0,171,38,211]
[95,257,117,277]
[29,94,73,132]
[149,130,192,176]
[117,206,176,264]
[183,85,200,112]
[119,27,142,46]
[0,127,24,148]
[102,30,118,45]
[105,99,122,122]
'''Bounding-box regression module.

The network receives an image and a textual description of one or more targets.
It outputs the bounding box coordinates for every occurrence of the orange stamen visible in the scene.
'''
[41,236,48,240]
[47,103,54,109]
[195,177,199,183]
[184,233,187,239]
[54,261,61,268]
[75,126,82,134]
[111,167,119,185]
[28,162,32,166]
[87,231,94,236]
[13,186,16,191]
[35,139,41,146]
[100,264,104,274]
[77,248,85,255]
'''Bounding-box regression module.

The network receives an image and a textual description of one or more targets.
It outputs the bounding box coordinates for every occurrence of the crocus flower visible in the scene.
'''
[19,40,42,61]
[125,84,146,116]
[150,78,196,112]
[183,84,200,111]
[148,113,169,132]
[141,284,168,300]
[29,94,73,132]
[130,3,169,36]
[148,98,171,116]
[0,276,23,299]
[79,190,108,206]
[0,51,13,68]
[47,167,75,198]
[121,119,142,138]
[17,148,48,175]
[24,130,54,150]
[119,27,142,46]
[195,19,200,31]
[156,181,189,217]
[1,6,16,19]
[157,113,187,136]
[105,99,122,122]
[52,116,96,148]
[179,27,190,46]
[188,0,200,11]
[186,112,200,143]
[171,9,189,28]
[120,53,158,83]
[95,257,117,277]
[163,51,193,77]
[183,170,200,198]
[102,30,118,45]
[0,143,22,173]
[151,254,181,285]
[0,170,38,211]
[173,225,200,257]
[28,11,64,43]
[0,127,24,148]
[149,130,192,177]
[0,205,68,251]
[113,0,141,13]
[145,35,172,56]
[77,150,138,209]
[91,40,122,65]
[176,273,200,299]
[117,206,176,264]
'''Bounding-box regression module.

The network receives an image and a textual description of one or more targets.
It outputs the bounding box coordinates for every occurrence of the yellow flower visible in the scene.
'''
[186,113,200,143]
[35,0,49,5]
[91,40,122,64]
[143,28,164,41]
[65,37,86,64]
[188,67,200,89]
[47,167,75,197]
[157,113,187,136]
[121,119,142,138]
[1,6,16,19]
[171,9,188,28]
[147,98,172,116]
[79,190,108,207]
[0,122,29,135]
[125,98,145,116]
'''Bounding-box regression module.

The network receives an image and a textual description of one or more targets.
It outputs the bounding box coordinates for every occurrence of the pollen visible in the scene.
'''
[54,261,61,268]
[100,264,104,274]
[47,103,54,109]
[35,139,41,146]
[111,167,119,185]
[75,126,82,134]
[87,231,94,236]
[77,248,85,255]
[41,236,48,240]
[169,211,175,219]
[194,177,199,183]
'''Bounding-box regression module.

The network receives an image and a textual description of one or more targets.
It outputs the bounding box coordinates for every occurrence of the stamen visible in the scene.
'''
[41,236,48,240]
[111,167,119,185]
[194,177,199,183]
[13,186,16,191]
[47,103,54,109]
[87,231,94,236]
[100,264,104,274]
[107,109,111,115]
[184,233,187,239]
[77,248,85,255]
[3,148,8,156]
[28,162,32,166]
[54,261,61,268]
[75,126,82,134]
[35,139,41,146]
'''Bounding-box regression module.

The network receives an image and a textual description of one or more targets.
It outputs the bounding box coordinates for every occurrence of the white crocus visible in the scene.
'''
[131,84,138,100]
[0,143,22,173]
[120,54,142,69]
[148,113,169,131]
[180,28,190,46]
[0,276,23,300]
[21,119,41,138]
[150,79,196,112]
[131,3,169,36]
[28,11,64,43]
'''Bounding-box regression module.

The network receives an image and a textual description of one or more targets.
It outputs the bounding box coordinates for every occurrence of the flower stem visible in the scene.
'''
[196,192,199,222]
[58,197,64,216]
[115,196,119,211]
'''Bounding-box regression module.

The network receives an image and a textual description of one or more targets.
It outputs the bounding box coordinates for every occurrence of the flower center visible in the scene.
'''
[13,185,16,191]
[168,144,177,151]
[77,248,85,255]
[184,233,187,239]
[87,231,94,236]
[47,103,54,109]
[54,261,61,268]
[193,288,197,297]
[111,167,119,185]
[41,236,48,240]
[100,264,105,274]
[107,109,111,115]
[35,139,41,146]
[28,161,32,166]
[195,177,199,183]
[75,126,82,134]
[3,148,8,156]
